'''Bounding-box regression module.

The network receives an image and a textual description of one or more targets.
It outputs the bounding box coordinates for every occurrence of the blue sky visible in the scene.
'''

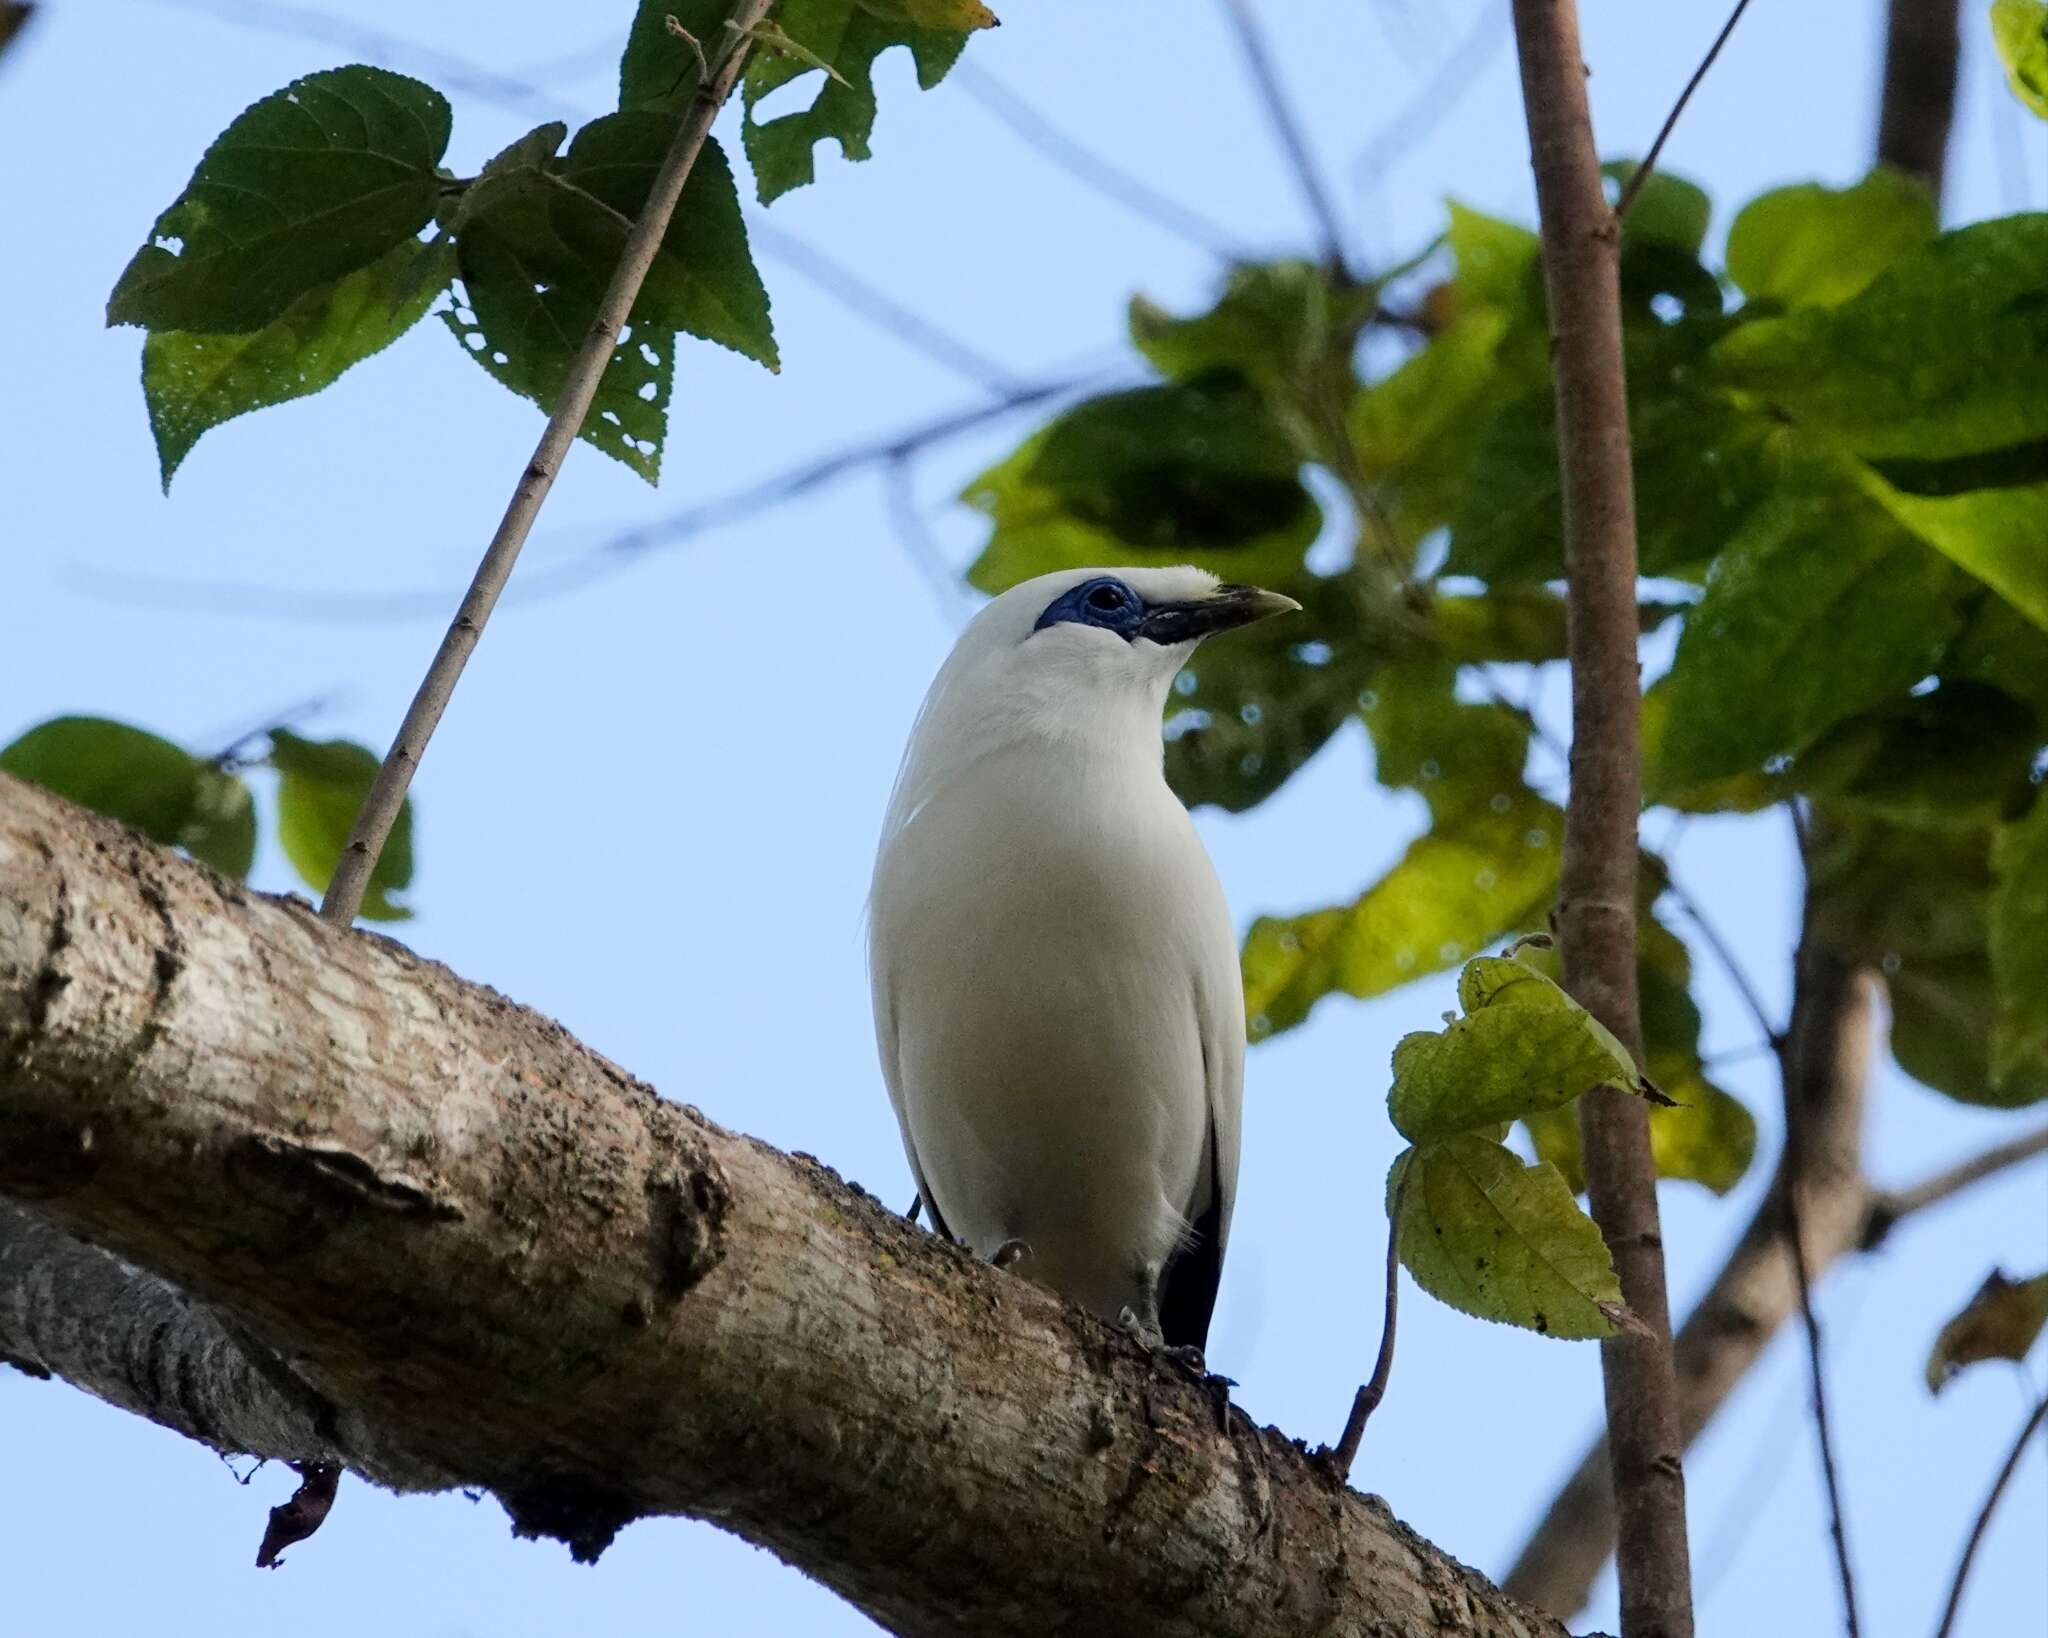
[3,2,2044,1633]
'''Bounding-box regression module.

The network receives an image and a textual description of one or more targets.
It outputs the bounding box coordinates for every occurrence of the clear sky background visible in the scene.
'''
[3,2,2044,1634]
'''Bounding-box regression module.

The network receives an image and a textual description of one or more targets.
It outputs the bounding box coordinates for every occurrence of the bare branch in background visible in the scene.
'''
[1863,1124,2048,1243]
[1932,1396,2048,1638]
[1351,1,1510,187]
[1876,0,1962,201]
[1217,0,1351,273]
[1613,0,1756,220]
[951,62,1250,260]
[884,455,974,629]
[319,7,775,924]
[1509,2,1695,1632]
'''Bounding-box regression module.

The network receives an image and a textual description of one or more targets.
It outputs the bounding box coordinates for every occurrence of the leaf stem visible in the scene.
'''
[1329,1163,1406,1478]
[1614,0,1755,220]
[1931,1395,2048,1638]
[317,0,777,926]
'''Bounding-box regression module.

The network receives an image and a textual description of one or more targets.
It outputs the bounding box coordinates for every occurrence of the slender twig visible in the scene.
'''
[746,216,1026,396]
[318,1,778,924]
[1643,849,1787,1058]
[1932,1395,2048,1638]
[1614,0,1756,220]
[1217,0,1350,273]
[884,454,974,629]
[1784,906,1863,1638]
[1351,0,1508,186]
[1329,1164,1407,1477]
[1509,3,1695,1634]
[1864,1123,2048,1246]
[950,62,1248,260]
[203,691,338,766]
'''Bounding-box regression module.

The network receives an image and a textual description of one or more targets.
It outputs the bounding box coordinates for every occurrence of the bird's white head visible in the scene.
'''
[886,566,1300,826]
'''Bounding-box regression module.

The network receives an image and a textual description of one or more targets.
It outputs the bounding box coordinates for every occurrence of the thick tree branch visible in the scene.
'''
[1509,3,1694,1632]
[1875,0,1961,201]
[0,775,1578,1638]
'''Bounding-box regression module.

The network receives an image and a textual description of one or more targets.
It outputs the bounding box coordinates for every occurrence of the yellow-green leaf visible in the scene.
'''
[1390,1137,1630,1339]
[1926,1269,2048,1392]
[1992,0,2048,118]
[1725,170,1937,309]
[268,730,412,921]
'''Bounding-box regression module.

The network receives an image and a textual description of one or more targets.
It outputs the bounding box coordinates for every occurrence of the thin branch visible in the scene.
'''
[1613,0,1756,220]
[317,2,777,924]
[203,690,339,766]
[1643,849,1786,1059]
[1216,0,1350,273]
[1784,917,1863,1638]
[1351,0,1509,185]
[1508,4,1695,1635]
[1864,1123,2048,1246]
[1932,1395,2048,1638]
[884,454,973,629]
[746,216,1027,396]
[1328,1164,1406,1477]
[949,62,1249,261]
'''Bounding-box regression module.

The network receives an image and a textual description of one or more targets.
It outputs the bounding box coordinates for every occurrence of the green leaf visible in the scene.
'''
[962,375,1322,594]
[740,0,977,203]
[1447,319,1778,582]
[1444,201,1542,317]
[1857,461,2048,634]
[1647,479,1969,793]
[1725,170,1937,309]
[1946,593,2048,724]
[1926,1269,2048,1392]
[0,716,255,877]
[1390,1137,1629,1339]
[1711,215,2048,460]
[1132,261,1370,390]
[620,2,745,110]
[1604,161,1711,255]
[1163,574,1385,813]
[1790,680,2041,830]
[143,237,447,490]
[268,730,412,920]
[108,67,452,334]
[1992,0,2048,118]
[1387,956,1653,1143]
[1991,794,2048,1091]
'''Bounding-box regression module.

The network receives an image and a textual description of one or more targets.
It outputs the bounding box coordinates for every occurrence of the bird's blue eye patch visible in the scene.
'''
[1033,576,1146,640]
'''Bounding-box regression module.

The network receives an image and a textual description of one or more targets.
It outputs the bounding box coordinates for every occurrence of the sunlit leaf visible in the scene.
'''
[268,730,412,921]
[144,238,446,490]
[1390,1137,1629,1339]
[1857,460,2048,634]
[1992,0,2048,118]
[1927,1269,2048,1392]
[109,67,451,334]
[1725,169,1936,309]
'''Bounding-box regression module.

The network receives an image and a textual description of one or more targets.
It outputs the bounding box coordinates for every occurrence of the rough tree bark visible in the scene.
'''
[0,774,1581,1638]
[1509,3,1694,1634]
[1502,4,1968,1614]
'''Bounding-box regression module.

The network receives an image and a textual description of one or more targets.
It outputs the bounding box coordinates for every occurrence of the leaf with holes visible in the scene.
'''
[741,0,982,203]
[144,237,449,490]
[268,730,412,920]
[1390,1137,1631,1339]
[1,717,255,878]
[1725,170,1936,310]
[1993,0,2048,118]
[1927,1269,2048,1392]
[963,375,1321,594]
[109,66,451,334]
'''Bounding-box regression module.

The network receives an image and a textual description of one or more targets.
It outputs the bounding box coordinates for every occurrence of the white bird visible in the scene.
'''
[868,565,1299,1358]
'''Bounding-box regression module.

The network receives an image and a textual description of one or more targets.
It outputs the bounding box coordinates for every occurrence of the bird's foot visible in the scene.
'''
[991,1237,1033,1271]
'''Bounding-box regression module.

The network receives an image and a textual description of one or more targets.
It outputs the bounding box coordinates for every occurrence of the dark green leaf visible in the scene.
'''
[1390,1137,1629,1339]
[1926,1269,2048,1393]
[268,730,412,920]
[740,0,977,203]
[1605,161,1711,255]
[0,716,255,878]
[1725,170,1936,309]
[1647,479,1969,793]
[1790,680,2041,829]
[1712,215,2048,460]
[144,237,447,489]
[1946,593,2048,724]
[108,67,452,334]
[1991,793,2048,1092]
[619,2,743,110]
[1993,0,2048,118]
[963,375,1322,593]
[1131,261,1373,391]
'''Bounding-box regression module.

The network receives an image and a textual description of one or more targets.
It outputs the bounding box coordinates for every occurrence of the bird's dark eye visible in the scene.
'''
[1032,575,1146,638]
[1087,584,1128,612]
